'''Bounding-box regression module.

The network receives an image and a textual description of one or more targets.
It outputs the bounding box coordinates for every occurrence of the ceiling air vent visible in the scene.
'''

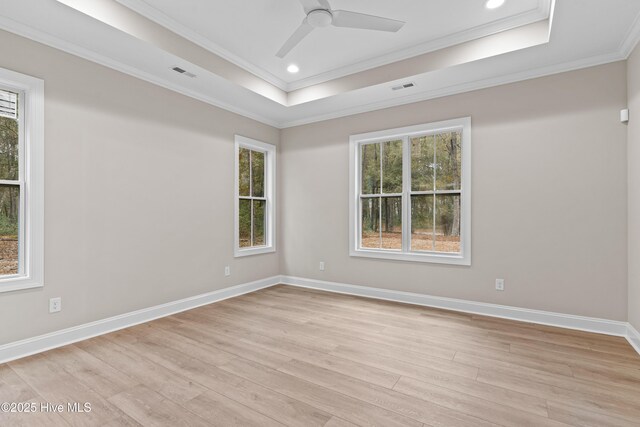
[0,90,18,120]
[391,82,415,91]
[171,66,196,78]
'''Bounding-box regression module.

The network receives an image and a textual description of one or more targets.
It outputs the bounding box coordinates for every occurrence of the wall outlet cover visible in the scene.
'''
[49,297,62,313]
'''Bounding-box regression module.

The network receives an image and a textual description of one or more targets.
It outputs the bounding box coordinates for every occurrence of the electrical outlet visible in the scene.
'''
[224,266,231,277]
[319,261,325,271]
[49,297,62,313]
[495,279,505,291]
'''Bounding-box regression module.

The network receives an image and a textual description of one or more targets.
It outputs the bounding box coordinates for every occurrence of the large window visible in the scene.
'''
[0,68,44,292]
[234,135,275,257]
[350,118,470,265]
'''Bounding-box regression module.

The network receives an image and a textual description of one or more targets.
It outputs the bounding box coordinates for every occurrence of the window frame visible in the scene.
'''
[234,135,276,257]
[349,117,471,265]
[0,68,44,293]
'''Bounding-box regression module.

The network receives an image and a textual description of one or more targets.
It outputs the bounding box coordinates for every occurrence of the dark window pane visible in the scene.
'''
[238,148,250,197]
[435,194,461,253]
[361,143,380,195]
[381,197,402,249]
[382,140,403,194]
[0,115,19,181]
[435,131,462,191]
[252,151,265,198]
[253,200,266,246]
[361,197,380,248]
[238,199,251,248]
[411,195,434,251]
[0,185,19,275]
[411,135,435,191]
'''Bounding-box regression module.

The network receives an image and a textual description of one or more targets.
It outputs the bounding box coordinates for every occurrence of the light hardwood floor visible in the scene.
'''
[2,284,640,426]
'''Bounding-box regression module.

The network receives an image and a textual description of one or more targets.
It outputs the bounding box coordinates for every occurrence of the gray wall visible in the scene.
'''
[0,29,633,346]
[629,43,640,330]
[0,30,280,344]
[281,62,629,321]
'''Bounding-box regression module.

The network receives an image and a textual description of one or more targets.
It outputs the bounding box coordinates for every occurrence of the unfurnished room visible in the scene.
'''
[0,0,640,425]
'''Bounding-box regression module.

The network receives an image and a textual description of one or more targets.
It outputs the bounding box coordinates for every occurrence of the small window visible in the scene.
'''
[349,118,471,265]
[234,136,276,257]
[0,68,44,292]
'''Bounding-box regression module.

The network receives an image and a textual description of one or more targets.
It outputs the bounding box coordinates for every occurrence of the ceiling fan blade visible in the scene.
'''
[332,10,405,32]
[298,0,331,14]
[276,19,314,58]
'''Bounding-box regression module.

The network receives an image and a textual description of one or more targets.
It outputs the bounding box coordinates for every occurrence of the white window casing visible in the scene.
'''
[0,68,44,293]
[234,135,276,257]
[349,117,471,265]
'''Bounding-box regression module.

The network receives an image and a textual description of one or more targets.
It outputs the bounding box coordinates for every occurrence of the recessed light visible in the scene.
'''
[485,0,505,9]
[287,64,300,74]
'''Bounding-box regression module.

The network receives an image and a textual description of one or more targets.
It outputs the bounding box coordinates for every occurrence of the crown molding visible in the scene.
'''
[114,0,290,92]
[116,0,551,93]
[286,1,552,91]
[620,7,640,58]
[0,15,280,128]
[279,51,625,129]
[1,2,636,130]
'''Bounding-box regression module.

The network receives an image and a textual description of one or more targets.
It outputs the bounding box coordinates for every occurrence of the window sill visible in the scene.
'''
[234,246,276,258]
[0,276,43,293]
[350,248,470,266]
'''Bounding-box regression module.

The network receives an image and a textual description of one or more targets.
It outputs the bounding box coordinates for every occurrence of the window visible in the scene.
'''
[234,135,276,257]
[349,117,470,265]
[0,68,44,292]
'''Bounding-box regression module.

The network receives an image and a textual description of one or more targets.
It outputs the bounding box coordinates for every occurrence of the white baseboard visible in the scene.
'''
[3,274,638,363]
[0,276,281,364]
[628,324,640,355]
[279,275,631,338]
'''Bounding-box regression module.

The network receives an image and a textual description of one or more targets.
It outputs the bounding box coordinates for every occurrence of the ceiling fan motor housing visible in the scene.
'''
[307,9,333,27]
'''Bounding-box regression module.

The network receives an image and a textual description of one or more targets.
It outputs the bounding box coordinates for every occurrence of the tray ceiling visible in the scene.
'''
[0,0,639,128]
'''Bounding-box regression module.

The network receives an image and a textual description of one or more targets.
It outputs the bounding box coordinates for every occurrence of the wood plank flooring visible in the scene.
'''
[1,284,640,426]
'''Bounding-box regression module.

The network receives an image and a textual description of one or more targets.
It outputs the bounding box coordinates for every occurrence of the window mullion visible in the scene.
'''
[361,193,400,198]
[412,190,459,196]
[250,199,254,247]
[264,153,268,246]
[402,136,411,253]
[18,90,25,185]
[432,137,437,251]
[378,143,383,248]
[249,150,253,199]
[378,196,382,249]
[249,150,253,246]
[18,181,25,276]
[357,144,363,250]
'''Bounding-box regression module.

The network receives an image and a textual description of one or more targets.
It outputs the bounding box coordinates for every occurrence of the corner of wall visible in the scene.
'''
[628,41,640,331]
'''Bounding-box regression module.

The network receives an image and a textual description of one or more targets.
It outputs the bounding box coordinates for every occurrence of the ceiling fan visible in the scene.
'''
[276,0,405,58]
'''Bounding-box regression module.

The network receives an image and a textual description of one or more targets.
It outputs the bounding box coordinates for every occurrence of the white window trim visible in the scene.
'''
[234,135,276,257]
[349,117,471,265]
[0,68,44,293]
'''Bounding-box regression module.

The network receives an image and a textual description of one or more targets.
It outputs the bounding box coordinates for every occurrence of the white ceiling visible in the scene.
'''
[116,0,547,89]
[0,0,639,128]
